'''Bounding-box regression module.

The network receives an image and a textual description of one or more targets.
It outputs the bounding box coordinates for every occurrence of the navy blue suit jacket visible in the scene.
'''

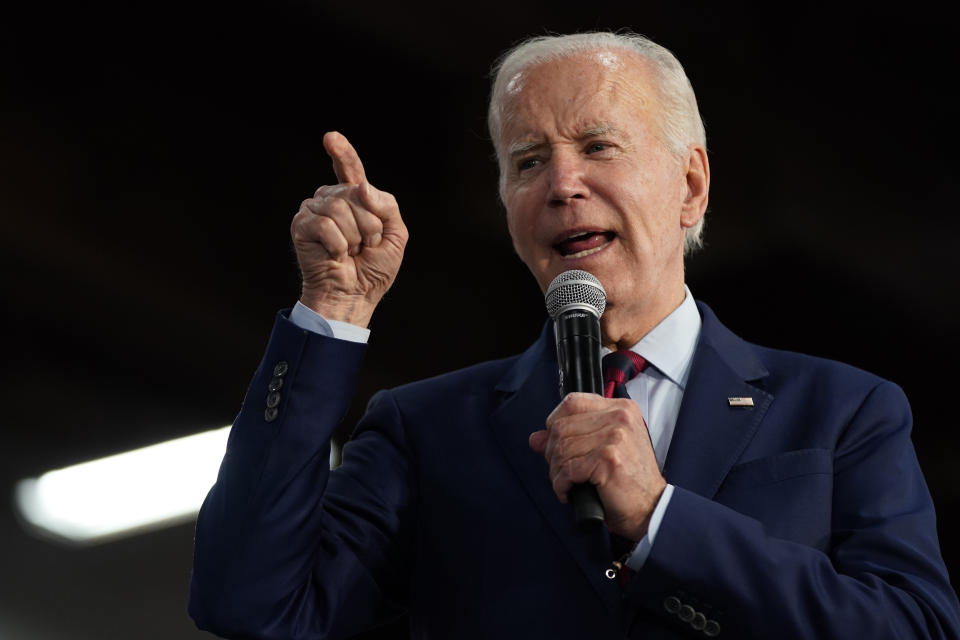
[189,302,960,638]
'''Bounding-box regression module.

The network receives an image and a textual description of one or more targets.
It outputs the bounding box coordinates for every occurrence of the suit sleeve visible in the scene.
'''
[627,380,960,639]
[188,311,415,639]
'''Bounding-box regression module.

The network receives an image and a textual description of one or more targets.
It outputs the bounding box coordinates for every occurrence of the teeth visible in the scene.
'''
[563,238,613,259]
[566,231,593,240]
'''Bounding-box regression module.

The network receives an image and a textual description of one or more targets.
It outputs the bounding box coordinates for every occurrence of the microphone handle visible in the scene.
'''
[554,311,605,525]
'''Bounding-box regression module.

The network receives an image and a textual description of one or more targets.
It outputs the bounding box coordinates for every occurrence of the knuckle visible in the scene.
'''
[611,406,633,425]
[551,436,567,460]
[326,197,351,218]
[608,426,627,445]
[567,392,597,412]
[359,210,383,230]
[560,394,581,414]
[599,445,620,466]
[291,211,310,239]
[317,215,339,231]
[551,416,570,438]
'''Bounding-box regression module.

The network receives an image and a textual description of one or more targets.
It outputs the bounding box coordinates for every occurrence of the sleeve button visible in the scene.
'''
[273,361,289,377]
[663,596,681,614]
[704,619,721,637]
[264,407,279,423]
[690,612,706,631]
[268,376,284,392]
[678,604,695,622]
[266,391,281,408]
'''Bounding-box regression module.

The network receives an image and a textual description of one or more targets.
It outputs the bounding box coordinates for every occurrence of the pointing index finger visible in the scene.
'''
[323,131,368,185]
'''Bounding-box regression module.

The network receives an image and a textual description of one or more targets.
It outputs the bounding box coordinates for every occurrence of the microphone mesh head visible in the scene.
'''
[544,270,607,319]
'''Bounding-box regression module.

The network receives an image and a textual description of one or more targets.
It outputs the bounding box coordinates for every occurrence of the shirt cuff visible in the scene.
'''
[290,301,371,344]
[625,483,674,570]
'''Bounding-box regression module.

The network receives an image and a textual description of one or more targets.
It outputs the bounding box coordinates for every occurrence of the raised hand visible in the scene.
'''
[291,131,409,327]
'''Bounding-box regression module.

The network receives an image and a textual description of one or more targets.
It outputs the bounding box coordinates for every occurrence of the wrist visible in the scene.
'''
[299,290,377,328]
[624,478,668,541]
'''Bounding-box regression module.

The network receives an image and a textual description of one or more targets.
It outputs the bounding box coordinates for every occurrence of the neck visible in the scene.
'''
[600,282,686,351]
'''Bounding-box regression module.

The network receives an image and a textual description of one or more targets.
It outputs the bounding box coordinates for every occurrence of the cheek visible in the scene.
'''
[505,209,533,259]
[504,192,541,250]
[624,169,686,236]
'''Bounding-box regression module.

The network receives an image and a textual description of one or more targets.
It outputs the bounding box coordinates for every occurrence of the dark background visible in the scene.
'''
[1,2,957,638]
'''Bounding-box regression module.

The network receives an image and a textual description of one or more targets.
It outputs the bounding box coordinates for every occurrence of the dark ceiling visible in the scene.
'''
[1,2,958,638]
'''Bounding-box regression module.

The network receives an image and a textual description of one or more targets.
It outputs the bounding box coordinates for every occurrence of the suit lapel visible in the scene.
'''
[663,303,774,498]
[490,322,623,618]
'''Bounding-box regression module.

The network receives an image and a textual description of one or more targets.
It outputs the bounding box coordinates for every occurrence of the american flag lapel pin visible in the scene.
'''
[727,397,754,407]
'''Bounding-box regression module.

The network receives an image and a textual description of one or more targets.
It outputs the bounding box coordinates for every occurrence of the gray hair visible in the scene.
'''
[488,31,707,254]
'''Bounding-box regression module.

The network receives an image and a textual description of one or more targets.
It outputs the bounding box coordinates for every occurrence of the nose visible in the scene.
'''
[548,151,589,206]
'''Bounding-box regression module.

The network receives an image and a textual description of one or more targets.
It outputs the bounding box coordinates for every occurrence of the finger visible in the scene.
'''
[546,406,612,443]
[546,424,632,477]
[358,182,405,241]
[314,184,336,198]
[545,427,597,467]
[292,205,347,261]
[528,430,548,453]
[324,131,368,185]
[550,456,596,504]
[352,193,384,248]
[307,184,385,249]
[551,451,612,503]
[304,196,364,257]
[546,392,608,425]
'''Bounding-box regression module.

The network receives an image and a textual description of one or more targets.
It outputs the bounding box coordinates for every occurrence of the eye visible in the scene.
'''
[517,157,540,171]
[586,142,609,154]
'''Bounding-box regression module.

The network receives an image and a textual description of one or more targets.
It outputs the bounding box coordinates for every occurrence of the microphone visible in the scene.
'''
[544,270,607,525]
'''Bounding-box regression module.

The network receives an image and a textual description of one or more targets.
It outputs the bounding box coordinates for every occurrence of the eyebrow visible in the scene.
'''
[506,123,625,159]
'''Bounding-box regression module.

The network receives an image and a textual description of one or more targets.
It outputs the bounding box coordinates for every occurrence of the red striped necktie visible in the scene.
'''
[602,350,647,398]
[602,349,647,586]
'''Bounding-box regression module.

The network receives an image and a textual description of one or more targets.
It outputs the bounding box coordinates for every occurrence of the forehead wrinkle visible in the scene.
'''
[579,122,628,140]
[559,120,632,145]
[499,53,653,159]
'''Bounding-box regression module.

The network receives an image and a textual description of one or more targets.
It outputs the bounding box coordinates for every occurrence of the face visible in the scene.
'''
[498,50,707,343]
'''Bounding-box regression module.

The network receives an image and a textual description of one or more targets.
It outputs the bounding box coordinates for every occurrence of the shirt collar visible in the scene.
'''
[601,286,701,389]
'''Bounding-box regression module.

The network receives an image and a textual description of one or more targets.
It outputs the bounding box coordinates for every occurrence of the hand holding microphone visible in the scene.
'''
[529,270,666,540]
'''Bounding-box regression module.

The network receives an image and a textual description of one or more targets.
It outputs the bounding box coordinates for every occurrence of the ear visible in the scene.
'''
[680,145,710,229]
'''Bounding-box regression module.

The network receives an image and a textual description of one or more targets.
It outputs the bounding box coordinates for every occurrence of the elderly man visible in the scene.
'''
[189,32,960,639]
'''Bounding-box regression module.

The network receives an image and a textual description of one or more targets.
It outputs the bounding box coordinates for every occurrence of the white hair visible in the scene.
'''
[488,31,707,254]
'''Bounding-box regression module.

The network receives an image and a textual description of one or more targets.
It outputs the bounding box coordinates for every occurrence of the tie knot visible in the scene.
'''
[602,350,647,398]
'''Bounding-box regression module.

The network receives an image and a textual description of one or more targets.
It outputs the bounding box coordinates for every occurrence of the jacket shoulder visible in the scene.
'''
[697,300,892,394]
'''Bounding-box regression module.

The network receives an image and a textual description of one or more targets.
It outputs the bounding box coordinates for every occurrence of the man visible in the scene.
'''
[189,32,960,639]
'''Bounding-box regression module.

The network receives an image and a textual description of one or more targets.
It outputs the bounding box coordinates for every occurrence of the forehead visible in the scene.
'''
[499,50,657,143]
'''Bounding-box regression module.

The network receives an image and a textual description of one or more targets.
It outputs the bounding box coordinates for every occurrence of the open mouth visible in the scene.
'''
[553,230,616,259]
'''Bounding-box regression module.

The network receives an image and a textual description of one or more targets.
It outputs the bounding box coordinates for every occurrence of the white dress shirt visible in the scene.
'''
[601,287,701,568]
[289,287,702,570]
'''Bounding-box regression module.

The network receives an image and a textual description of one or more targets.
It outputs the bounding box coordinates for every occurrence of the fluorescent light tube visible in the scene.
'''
[15,424,343,545]
[14,426,232,545]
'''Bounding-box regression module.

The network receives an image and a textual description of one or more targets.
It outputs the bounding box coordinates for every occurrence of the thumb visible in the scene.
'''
[528,430,548,453]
